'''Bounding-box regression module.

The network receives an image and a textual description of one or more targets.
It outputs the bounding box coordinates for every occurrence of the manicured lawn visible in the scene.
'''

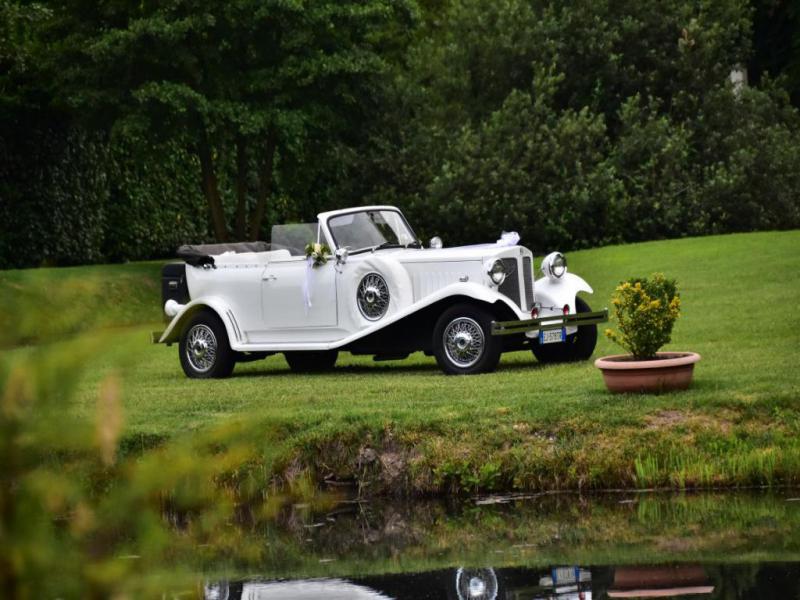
[4,230,800,493]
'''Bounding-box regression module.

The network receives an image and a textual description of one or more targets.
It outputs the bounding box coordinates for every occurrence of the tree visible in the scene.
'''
[750,0,800,106]
[334,0,800,249]
[44,0,416,241]
[0,2,46,115]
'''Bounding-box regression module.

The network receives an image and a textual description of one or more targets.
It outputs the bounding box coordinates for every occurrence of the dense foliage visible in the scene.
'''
[1,0,800,268]
[0,122,210,266]
[344,0,800,249]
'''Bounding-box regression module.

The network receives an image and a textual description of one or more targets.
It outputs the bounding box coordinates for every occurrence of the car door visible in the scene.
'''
[260,257,338,330]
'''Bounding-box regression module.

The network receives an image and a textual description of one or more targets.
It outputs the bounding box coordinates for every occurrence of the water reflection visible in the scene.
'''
[204,578,393,599]
[200,491,800,600]
[206,562,800,599]
[608,565,711,597]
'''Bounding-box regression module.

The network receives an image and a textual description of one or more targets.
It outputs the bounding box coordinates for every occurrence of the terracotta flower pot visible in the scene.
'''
[594,352,701,394]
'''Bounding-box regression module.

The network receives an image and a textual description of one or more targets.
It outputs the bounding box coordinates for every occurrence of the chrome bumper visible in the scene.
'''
[491,308,608,336]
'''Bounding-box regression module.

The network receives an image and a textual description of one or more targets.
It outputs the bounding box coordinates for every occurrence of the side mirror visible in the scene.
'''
[429,236,443,249]
[335,247,349,265]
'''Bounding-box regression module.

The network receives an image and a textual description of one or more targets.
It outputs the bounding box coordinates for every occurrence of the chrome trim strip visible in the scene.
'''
[226,310,243,342]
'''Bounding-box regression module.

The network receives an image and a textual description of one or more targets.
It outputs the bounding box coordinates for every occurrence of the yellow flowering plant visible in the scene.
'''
[304,241,332,268]
[605,273,681,360]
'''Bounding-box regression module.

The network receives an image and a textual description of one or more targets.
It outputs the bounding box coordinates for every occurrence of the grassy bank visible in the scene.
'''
[4,230,800,494]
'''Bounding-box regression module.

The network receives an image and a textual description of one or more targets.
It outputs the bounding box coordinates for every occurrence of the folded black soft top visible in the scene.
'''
[177,241,270,267]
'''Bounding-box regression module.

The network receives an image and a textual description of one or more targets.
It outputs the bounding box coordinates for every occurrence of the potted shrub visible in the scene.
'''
[595,273,700,393]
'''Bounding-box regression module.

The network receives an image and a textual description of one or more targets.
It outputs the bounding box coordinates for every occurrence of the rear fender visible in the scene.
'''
[157,297,242,346]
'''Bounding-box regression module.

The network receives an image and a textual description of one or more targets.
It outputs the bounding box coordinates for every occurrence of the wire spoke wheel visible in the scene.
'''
[443,317,485,368]
[185,323,218,373]
[179,311,235,379]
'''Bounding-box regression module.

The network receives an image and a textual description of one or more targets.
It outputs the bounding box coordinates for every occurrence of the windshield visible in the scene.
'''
[328,210,417,252]
[271,222,318,256]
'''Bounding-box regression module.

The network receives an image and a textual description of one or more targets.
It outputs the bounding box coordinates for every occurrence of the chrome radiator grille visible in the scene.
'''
[497,258,520,307]
[522,256,533,310]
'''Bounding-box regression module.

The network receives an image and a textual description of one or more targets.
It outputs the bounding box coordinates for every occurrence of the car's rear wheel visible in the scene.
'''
[179,311,236,378]
[433,304,502,375]
[531,296,598,364]
[284,350,339,372]
[448,567,501,600]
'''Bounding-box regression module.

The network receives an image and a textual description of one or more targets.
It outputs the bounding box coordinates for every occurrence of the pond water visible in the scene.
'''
[206,564,799,599]
[200,491,800,599]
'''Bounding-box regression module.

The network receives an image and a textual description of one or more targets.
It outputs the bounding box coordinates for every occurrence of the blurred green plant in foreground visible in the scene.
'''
[0,281,329,598]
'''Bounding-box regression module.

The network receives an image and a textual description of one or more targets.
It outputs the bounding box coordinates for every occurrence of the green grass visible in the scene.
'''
[0,260,163,346]
[4,230,800,494]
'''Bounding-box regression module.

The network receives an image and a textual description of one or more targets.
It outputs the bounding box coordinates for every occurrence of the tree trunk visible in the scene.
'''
[234,134,248,240]
[196,129,229,242]
[249,129,277,241]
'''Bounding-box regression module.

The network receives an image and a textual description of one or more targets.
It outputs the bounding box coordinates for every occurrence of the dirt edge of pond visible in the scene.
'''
[198,409,800,497]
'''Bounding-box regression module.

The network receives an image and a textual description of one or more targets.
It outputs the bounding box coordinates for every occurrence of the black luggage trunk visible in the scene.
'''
[161,263,190,307]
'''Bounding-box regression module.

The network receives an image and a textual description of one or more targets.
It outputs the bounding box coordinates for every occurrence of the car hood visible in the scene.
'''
[372,243,523,263]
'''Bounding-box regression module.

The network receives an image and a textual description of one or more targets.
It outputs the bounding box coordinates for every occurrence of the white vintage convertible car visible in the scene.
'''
[154,206,607,377]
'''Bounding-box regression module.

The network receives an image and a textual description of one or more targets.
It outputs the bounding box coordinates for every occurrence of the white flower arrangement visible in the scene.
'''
[304,242,331,268]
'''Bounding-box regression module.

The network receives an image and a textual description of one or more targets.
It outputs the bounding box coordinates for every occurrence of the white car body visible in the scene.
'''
[155,206,606,377]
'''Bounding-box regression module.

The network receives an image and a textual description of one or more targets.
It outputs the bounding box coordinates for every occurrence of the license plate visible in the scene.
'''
[539,328,565,344]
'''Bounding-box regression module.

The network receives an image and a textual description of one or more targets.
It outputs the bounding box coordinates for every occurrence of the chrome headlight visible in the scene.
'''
[541,251,567,280]
[488,259,507,285]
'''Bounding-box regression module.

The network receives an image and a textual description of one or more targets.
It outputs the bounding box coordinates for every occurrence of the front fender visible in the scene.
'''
[157,296,241,346]
[534,272,593,313]
[427,281,526,318]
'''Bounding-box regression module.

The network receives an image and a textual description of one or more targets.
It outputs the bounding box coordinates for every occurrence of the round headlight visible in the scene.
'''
[488,259,507,285]
[542,251,567,280]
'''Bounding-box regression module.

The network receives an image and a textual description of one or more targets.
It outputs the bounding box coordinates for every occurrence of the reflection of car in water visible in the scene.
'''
[537,566,593,599]
[204,578,393,600]
[205,565,597,600]
[445,566,591,600]
[203,562,800,600]
[607,565,713,598]
[452,568,499,600]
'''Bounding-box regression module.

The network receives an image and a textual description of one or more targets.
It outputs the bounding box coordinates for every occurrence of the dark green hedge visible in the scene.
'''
[0,118,209,269]
[104,136,210,263]
[0,122,108,267]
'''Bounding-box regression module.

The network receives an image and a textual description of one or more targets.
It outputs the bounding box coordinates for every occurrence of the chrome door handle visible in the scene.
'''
[262,274,277,281]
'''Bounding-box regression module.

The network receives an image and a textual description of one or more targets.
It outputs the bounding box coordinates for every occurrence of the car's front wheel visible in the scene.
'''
[179,311,236,378]
[433,304,502,375]
[531,296,598,364]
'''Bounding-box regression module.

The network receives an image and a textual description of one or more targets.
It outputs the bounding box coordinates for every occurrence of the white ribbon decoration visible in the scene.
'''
[302,257,314,314]
[496,231,520,246]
